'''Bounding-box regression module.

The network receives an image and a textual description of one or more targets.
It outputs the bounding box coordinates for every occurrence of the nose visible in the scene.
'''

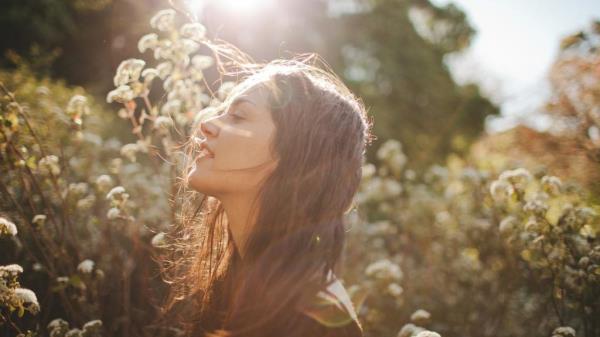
[199,117,219,139]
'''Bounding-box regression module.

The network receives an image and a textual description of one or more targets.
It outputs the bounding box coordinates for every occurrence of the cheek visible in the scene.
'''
[216,129,274,169]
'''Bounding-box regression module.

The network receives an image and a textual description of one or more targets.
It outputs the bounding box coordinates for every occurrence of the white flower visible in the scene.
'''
[498,167,532,190]
[192,55,214,70]
[541,175,562,195]
[65,328,83,337]
[180,38,200,54]
[387,282,403,297]
[161,99,182,116]
[155,116,173,128]
[106,85,135,103]
[151,232,167,248]
[106,207,121,220]
[82,320,102,332]
[499,167,532,182]
[156,62,173,80]
[376,140,407,174]
[180,22,206,40]
[489,179,514,201]
[365,259,403,280]
[77,195,96,211]
[361,163,376,179]
[150,9,176,32]
[410,309,431,322]
[552,326,575,337]
[552,326,576,337]
[77,259,95,274]
[576,207,598,223]
[66,95,89,116]
[32,214,47,228]
[14,288,40,314]
[138,33,159,53]
[498,215,517,234]
[38,155,61,176]
[0,264,24,275]
[136,139,150,153]
[163,76,176,91]
[68,182,89,196]
[154,116,173,135]
[153,40,173,60]
[398,324,425,337]
[36,86,51,96]
[56,276,69,284]
[0,217,18,236]
[523,199,548,215]
[141,68,159,84]
[120,143,139,162]
[217,81,236,101]
[381,178,402,197]
[426,165,449,182]
[95,174,113,192]
[415,331,441,337]
[106,186,127,200]
[113,59,146,86]
[47,318,69,332]
[376,139,402,160]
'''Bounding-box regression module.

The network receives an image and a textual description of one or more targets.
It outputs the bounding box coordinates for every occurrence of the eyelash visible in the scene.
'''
[226,110,244,122]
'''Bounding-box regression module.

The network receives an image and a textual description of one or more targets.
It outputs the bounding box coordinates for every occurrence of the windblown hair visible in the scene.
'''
[155,39,375,337]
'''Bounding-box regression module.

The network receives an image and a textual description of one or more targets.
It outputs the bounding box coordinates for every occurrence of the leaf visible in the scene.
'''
[520,249,532,262]
[545,201,562,226]
[69,275,86,290]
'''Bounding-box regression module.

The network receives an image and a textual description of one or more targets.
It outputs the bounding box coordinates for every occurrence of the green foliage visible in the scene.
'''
[1,6,597,337]
[0,0,498,168]
[0,57,172,336]
[345,139,600,337]
[330,0,499,168]
[546,20,600,172]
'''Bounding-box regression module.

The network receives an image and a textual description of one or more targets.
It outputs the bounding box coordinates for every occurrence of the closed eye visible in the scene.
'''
[226,108,245,122]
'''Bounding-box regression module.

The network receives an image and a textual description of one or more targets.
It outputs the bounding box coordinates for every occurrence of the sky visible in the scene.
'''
[429,0,600,134]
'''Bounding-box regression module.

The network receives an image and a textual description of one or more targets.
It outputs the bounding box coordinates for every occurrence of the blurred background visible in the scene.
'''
[1,1,599,337]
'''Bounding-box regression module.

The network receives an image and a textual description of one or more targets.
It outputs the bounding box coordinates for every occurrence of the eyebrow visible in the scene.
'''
[230,96,258,109]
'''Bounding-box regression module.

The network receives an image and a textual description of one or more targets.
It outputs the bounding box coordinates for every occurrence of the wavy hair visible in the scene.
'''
[155,40,375,337]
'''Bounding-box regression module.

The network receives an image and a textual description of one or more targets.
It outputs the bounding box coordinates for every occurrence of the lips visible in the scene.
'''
[199,141,215,158]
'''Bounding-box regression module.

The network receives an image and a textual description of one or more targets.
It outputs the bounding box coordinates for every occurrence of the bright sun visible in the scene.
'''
[187,0,273,16]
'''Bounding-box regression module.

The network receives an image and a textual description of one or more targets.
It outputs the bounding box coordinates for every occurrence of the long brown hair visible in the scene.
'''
[156,42,375,337]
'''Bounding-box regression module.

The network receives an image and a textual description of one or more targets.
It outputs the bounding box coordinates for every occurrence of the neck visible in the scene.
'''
[218,191,260,260]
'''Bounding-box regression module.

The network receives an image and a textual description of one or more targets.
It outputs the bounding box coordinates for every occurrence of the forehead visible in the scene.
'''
[229,84,272,115]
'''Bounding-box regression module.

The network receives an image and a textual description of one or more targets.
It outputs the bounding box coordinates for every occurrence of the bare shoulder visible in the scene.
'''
[300,270,364,337]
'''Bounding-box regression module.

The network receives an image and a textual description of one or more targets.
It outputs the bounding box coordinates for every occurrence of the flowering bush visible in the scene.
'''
[0,7,232,336]
[345,139,599,337]
[1,6,599,337]
[0,50,170,337]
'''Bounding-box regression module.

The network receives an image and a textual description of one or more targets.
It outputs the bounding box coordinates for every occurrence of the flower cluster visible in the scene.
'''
[0,216,18,237]
[106,7,223,137]
[47,318,103,337]
[0,264,40,317]
[345,137,599,336]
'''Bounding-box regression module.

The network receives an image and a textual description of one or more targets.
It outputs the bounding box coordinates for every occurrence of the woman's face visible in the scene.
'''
[187,84,279,197]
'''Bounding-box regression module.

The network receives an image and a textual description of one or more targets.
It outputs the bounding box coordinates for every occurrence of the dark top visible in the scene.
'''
[192,269,364,337]
[294,311,364,337]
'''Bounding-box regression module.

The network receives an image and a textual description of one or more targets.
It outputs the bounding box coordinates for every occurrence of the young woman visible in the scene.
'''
[157,50,374,337]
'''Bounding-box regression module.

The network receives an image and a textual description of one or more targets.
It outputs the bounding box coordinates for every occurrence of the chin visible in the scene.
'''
[186,164,204,191]
[187,168,218,196]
